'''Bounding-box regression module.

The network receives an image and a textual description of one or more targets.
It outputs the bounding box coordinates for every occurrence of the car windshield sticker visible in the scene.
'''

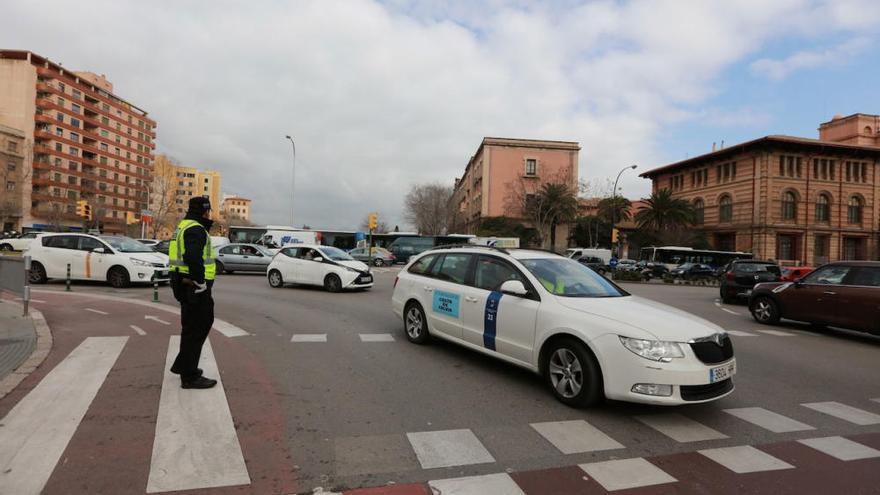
[432,291,460,318]
[483,291,502,350]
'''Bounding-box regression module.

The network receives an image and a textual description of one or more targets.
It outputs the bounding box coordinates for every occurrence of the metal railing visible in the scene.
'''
[0,255,31,316]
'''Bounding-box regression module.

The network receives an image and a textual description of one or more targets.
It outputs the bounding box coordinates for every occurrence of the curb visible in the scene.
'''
[0,306,53,400]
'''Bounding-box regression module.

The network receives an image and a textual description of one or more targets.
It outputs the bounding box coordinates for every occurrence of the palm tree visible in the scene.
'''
[534,182,579,251]
[635,189,696,231]
[597,196,632,225]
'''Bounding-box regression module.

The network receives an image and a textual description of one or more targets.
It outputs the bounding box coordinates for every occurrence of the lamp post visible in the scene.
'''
[611,164,638,258]
[284,135,296,227]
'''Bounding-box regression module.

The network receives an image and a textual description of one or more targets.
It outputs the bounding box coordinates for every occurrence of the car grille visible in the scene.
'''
[151,262,166,268]
[689,334,734,364]
[680,378,733,401]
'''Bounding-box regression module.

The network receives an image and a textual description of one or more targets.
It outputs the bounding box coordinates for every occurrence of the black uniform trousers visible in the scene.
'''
[170,273,214,381]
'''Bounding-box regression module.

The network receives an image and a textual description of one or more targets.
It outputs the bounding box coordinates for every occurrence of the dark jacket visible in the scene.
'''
[181,213,214,284]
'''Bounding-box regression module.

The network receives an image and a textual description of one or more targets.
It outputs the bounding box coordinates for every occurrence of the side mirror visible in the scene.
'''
[313,256,324,263]
[793,278,804,287]
[500,280,528,297]
[92,247,106,253]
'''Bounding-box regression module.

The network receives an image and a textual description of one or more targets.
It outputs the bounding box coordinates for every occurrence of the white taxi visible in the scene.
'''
[267,244,373,292]
[391,246,736,407]
[27,233,170,288]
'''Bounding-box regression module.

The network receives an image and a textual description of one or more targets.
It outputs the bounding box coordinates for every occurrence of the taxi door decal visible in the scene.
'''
[432,290,460,318]
[483,291,502,350]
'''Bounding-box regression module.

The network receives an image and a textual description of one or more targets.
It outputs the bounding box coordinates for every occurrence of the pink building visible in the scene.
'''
[450,137,580,244]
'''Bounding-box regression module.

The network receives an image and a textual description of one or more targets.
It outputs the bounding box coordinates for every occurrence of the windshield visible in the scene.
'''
[100,236,155,253]
[519,258,626,297]
[320,246,354,261]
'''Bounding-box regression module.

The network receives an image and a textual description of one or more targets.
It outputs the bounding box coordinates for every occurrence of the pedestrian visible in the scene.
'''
[168,196,218,389]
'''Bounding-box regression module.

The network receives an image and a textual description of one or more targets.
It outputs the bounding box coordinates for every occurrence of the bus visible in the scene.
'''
[639,246,752,269]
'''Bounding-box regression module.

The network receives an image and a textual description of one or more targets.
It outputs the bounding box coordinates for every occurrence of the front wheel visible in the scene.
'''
[324,274,342,292]
[750,296,780,324]
[403,302,430,344]
[543,338,603,407]
[216,261,233,274]
[0,243,12,252]
[108,266,131,288]
[29,261,47,284]
[373,258,384,267]
[268,269,284,288]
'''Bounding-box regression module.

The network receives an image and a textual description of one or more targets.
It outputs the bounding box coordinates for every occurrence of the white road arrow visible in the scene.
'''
[145,315,171,325]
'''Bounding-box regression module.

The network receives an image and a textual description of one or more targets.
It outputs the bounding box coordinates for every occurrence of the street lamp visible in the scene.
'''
[611,164,638,258]
[285,135,296,227]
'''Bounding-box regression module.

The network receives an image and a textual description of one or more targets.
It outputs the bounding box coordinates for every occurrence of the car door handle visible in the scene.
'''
[823,291,837,295]
[423,286,434,293]
[465,296,479,303]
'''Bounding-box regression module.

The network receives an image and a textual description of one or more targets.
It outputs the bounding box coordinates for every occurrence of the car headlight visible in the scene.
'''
[619,336,685,362]
[130,258,153,267]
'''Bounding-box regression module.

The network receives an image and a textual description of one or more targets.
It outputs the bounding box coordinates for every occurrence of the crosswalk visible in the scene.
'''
[2,332,880,495]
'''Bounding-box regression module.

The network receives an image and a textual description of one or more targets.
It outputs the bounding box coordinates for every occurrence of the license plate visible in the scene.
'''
[359,275,373,283]
[710,360,736,383]
[158,270,169,278]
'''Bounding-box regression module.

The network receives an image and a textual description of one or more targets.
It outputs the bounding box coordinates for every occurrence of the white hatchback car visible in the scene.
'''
[267,244,373,292]
[392,246,736,407]
[0,232,43,252]
[27,233,170,288]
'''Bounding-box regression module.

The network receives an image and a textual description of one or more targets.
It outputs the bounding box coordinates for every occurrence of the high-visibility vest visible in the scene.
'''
[169,219,216,281]
[539,277,565,295]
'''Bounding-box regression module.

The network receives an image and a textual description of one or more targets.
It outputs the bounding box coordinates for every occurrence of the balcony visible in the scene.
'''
[35,113,54,125]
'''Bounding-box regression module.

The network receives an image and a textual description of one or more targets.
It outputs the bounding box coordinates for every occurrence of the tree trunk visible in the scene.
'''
[550,220,557,252]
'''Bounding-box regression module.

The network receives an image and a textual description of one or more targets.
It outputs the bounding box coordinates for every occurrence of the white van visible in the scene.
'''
[260,230,319,251]
[566,248,612,264]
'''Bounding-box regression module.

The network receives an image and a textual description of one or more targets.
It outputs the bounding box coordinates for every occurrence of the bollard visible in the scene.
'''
[152,280,159,303]
[66,263,71,292]
[23,255,32,317]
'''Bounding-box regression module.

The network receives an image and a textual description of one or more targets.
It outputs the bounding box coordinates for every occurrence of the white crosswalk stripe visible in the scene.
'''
[699,445,794,473]
[291,333,327,342]
[802,401,880,426]
[0,336,128,495]
[580,458,677,491]
[359,333,395,342]
[406,429,495,469]
[635,413,728,442]
[724,407,815,433]
[798,436,880,461]
[147,336,250,493]
[429,473,526,495]
[531,420,624,454]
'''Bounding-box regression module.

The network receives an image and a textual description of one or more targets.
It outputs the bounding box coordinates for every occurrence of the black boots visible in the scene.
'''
[181,376,218,389]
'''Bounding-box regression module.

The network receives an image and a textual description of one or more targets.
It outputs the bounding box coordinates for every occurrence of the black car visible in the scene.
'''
[669,263,714,280]
[577,256,610,275]
[636,261,669,280]
[153,239,171,255]
[720,260,781,303]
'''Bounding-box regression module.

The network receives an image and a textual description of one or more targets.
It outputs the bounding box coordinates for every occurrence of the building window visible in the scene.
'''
[6,141,17,152]
[72,89,81,99]
[56,113,64,123]
[70,132,79,143]
[71,103,81,114]
[812,158,835,180]
[55,127,63,137]
[6,181,14,191]
[7,162,15,171]
[782,191,797,221]
[718,195,732,223]
[777,234,797,261]
[815,193,830,223]
[845,161,867,183]
[70,118,81,128]
[848,196,863,224]
[814,235,830,265]
[525,159,537,176]
[843,237,866,260]
[778,155,802,178]
[693,199,705,225]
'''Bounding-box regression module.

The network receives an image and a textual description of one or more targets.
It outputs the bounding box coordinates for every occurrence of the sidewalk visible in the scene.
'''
[0,300,51,399]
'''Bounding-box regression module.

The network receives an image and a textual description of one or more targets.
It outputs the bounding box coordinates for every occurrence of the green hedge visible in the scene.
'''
[612,270,644,282]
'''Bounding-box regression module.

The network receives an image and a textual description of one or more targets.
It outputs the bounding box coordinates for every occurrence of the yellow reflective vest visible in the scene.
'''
[169,219,216,281]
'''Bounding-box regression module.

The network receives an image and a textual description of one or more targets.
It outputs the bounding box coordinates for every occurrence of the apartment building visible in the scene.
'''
[0,124,26,232]
[149,154,222,237]
[640,114,880,264]
[221,196,252,224]
[0,50,156,233]
[449,137,580,244]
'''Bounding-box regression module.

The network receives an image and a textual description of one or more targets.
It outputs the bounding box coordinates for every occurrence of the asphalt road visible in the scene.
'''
[33,269,880,492]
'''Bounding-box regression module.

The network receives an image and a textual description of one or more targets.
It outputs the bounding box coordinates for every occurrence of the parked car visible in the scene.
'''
[27,233,170,288]
[719,260,781,303]
[669,263,714,280]
[267,244,373,292]
[576,255,610,275]
[392,246,735,406]
[566,248,612,264]
[216,243,274,273]
[349,246,396,267]
[615,259,638,271]
[0,231,44,252]
[637,261,669,280]
[781,266,813,282]
[153,239,171,255]
[749,261,880,335]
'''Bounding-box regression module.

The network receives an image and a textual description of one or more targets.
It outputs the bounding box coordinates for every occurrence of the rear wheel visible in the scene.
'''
[403,302,430,344]
[0,243,12,251]
[108,266,131,288]
[543,337,603,408]
[268,269,283,288]
[324,274,342,292]
[216,261,232,274]
[750,296,780,324]
[29,261,47,284]
[373,258,384,267]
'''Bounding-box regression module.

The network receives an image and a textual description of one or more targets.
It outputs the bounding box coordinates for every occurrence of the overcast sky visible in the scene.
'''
[3,0,878,230]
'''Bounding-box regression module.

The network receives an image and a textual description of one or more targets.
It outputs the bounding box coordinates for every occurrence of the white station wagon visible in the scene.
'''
[391,246,736,407]
[27,233,170,288]
[267,244,373,292]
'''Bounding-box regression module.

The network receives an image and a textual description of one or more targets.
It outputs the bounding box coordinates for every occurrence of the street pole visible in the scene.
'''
[285,135,296,228]
[611,164,638,258]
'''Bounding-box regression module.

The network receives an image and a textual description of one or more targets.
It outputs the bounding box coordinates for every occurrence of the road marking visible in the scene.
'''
[798,436,880,461]
[724,407,815,433]
[85,307,109,315]
[531,420,624,454]
[872,398,880,404]
[147,336,250,493]
[725,330,758,337]
[359,333,395,342]
[635,413,728,443]
[429,473,526,495]
[0,336,127,495]
[145,315,171,325]
[291,333,327,343]
[802,401,880,425]
[721,308,739,315]
[580,458,677,491]
[130,325,147,336]
[756,329,797,337]
[714,302,721,307]
[699,445,794,473]
[406,429,495,469]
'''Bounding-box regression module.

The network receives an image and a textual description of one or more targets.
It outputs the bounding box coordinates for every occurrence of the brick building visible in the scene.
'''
[449,137,580,245]
[221,196,252,224]
[0,50,156,233]
[0,124,26,232]
[149,154,222,238]
[640,114,880,265]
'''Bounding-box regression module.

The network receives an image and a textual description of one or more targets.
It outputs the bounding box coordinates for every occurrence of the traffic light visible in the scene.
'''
[126,211,138,225]
[76,200,87,217]
[84,203,92,221]
[611,228,619,243]
[368,213,378,231]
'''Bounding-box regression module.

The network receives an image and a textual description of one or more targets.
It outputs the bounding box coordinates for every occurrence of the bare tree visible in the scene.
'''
[149,156,181,238]
[403,183,452,235]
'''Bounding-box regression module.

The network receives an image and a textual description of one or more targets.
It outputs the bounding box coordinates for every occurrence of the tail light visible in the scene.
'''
[393,275,399,289]
[726,272,734,281]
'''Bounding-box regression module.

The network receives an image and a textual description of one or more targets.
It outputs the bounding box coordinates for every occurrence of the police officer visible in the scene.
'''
[168,196,218,389]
